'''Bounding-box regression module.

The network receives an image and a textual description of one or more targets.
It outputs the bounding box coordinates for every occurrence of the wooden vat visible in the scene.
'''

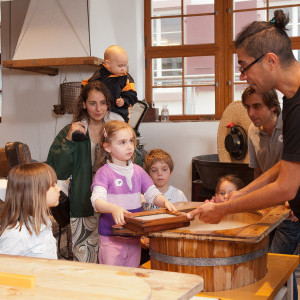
[149,203,290,292]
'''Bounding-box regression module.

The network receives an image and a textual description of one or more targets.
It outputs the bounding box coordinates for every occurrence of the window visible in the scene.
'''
[145,0,300,120]
[152,56,215,115]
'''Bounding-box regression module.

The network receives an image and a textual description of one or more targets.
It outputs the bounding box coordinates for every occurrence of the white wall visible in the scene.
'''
[139,122,219,200]
[89,0,145,99]
[0,66,95,161]
[13,0,90,59]
[0,0,220,200]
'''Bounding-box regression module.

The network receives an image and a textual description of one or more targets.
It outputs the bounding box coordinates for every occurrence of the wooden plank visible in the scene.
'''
[0,254,203,300]
[0,272,36,288]
[3,57,103,76]
[3,57,102,68]
[16,67,58,76]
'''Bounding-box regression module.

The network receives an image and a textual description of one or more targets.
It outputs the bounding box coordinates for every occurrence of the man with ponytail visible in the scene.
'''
[188,13,300,297]
[189,10,300,231]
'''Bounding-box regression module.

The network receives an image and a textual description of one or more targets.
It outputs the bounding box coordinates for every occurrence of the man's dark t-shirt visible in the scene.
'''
[282,86,300,219]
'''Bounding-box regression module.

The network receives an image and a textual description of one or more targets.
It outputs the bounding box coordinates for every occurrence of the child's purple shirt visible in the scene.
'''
[92,163,155,236]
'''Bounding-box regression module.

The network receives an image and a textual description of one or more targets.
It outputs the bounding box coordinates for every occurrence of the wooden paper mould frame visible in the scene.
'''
[123,208,190,234]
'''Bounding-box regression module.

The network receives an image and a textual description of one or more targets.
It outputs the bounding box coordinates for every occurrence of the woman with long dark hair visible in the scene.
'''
[47,81,123,263]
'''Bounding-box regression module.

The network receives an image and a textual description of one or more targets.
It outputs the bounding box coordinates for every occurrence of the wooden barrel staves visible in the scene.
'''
[149,203,290,292]
[150,235,268,292]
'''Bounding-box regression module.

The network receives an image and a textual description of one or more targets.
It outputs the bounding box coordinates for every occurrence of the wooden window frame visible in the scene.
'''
[145,1,300,121]
[145,0,229,121]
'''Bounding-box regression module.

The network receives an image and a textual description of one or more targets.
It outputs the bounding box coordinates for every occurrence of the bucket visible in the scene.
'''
[192,154,254,191]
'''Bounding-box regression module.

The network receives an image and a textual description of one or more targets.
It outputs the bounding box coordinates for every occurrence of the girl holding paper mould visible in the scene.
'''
[91,120,176,267]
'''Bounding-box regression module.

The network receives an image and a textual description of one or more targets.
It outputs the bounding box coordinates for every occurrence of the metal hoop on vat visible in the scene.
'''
[150,245,268,267]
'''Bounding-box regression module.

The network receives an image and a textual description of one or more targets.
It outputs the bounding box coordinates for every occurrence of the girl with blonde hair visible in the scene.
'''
[91,120,176,267]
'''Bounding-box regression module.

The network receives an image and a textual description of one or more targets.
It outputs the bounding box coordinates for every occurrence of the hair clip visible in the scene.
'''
[103,128,107,138]
[270,18,275,24]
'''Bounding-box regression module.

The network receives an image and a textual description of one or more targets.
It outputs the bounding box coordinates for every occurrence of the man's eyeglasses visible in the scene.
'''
[238,54,266,75]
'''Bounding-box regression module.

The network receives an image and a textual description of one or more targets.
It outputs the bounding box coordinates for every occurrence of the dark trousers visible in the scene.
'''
[269,220,300,300]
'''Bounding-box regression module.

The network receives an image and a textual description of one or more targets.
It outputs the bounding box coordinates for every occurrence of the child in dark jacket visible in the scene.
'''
[82,45,138,122]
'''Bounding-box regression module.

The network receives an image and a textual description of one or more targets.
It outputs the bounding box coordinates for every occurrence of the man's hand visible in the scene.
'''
[187,202,225,224]
[227,190,240,201]
[209,195,225,203]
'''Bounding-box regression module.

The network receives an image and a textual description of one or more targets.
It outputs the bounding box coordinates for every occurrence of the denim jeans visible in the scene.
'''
[269,220,300,300]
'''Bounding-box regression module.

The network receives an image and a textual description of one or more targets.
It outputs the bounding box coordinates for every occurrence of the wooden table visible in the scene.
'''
[0,254,203,299]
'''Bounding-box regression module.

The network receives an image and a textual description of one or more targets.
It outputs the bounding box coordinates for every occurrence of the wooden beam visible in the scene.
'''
[16,67,59,76]
[3,56,103,76]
